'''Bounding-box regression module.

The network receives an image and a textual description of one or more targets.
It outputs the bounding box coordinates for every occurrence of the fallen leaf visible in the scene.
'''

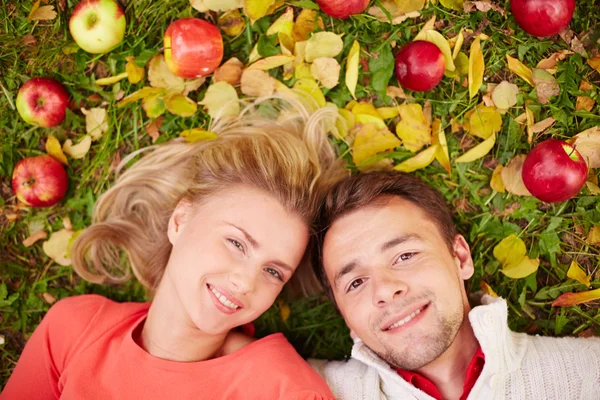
[179,128,218,143]
[494,234,539,279]
[394,144,439,172]
[22,34,37,46]
[126,56,145,84]
[377,107,399,120]
[491,81,518,110]
[588,55,600,73]
[293,9,317,42]
[42,292,57,305]
[81,108,108,140]
[191,0,243,12]
[423,100,432,124]
[240,69,275,97]
[440,0,464,10]
[27,0,57,21]
[293,78,326,108]
[571,126,600,168]
[525,104,535,143]
[43,229,74,266]
[501,155,532,196]
[468,37,484,99]
[368,0,422,24]
[22,229,48,247]
[490,164,505,192]
[346,40,360,99]
[244,0,276,22]
[117,87,165,107]
[45,136,69,166]
[414,29,456,72]
[432,119,451,174]
[277,299,291,322]
[451,29,465,60]
[353,124,401,165]
[164,92,197,117]
[464,1,505,14]
[310,57,340,89]
[305,32,343,62]
[586,181,600,195]
[396,104,431,153]
[201,81,240,118]
[145,117,164,143]
[455,132,496,163]
[469,106,502,139]
[247,55,295,70]
[536,50,573,70]
[480,281,498,297]
[352,103,383,119]
[63,135,92,159]
[552,288,600,307]
[567,260,591,288]
[502,257,539,279]
[532,68,560,104]
[506,54,534,86]
[529,117,556,134]
[386,85,408,99]
[576,80,595,112]
[266,6,293,38]
[142,93,167,119]
[218,9,246,37]
[213,57,244,86]
[587,225,600,246]
[148,54,203,94]
[96,72,129,86]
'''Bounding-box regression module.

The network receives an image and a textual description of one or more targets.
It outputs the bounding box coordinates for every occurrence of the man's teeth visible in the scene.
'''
[388,308,421,330]
[209,285,239,309]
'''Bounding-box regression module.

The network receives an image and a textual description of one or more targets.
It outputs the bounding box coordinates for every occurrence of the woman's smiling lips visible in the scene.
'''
[207,283,244,314]
[380,302,431,332]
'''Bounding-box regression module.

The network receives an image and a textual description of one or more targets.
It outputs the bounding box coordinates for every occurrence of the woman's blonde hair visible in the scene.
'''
[71,93,347,296]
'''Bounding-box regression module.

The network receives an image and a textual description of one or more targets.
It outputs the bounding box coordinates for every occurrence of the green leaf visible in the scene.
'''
[369,43,394,98]
[257,34,280,57]
[293,0,320,9]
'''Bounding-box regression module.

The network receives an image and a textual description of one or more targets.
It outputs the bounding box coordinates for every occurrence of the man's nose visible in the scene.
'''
[371,269,408,307]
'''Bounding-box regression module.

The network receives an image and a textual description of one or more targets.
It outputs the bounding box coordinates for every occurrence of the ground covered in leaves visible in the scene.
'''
[1,0,600,387]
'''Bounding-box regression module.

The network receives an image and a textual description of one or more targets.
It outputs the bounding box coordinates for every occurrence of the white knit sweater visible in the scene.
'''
[310,295,600,400]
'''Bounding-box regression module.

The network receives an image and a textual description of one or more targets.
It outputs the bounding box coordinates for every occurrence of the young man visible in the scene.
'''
[310,171,600,400]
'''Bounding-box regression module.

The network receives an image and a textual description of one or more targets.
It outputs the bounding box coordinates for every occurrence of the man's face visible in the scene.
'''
[322,196,474,370]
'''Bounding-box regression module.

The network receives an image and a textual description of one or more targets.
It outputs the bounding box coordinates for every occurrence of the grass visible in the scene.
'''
[1,0,600,388]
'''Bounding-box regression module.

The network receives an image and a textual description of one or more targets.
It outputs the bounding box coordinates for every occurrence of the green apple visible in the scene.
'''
[69,0,126,54]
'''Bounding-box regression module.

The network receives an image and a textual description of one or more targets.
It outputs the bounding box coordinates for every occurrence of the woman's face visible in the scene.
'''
[163,185,309,335]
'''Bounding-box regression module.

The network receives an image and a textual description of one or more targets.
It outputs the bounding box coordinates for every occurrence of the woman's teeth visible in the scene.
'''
[210,285,239,309]
[388,308,422,330]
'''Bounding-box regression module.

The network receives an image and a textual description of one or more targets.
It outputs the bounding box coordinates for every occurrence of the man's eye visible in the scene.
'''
[228,239,245,252]
[395,252,416,263]
[347,278,364,292]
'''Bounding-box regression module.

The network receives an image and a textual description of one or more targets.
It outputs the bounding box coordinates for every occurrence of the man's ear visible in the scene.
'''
[452,234,474,281]
[167,198,193,245]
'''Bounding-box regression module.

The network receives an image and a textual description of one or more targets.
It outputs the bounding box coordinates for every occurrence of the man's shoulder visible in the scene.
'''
[309,357,374,378]
[524,332,600,356]
[309,358,383,400]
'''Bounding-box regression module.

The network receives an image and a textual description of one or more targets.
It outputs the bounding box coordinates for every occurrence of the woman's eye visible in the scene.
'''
[395,252,416,263]
[265,268,283,282]
[347,278,364,292]
[228,239,245,253]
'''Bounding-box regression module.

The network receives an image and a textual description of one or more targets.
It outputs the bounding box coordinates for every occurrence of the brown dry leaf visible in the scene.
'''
[293,9,317,42]
[240,69,275,97]
[22,229,48,247]
[536,50,573,70]
[63,135,92,159]
[145,116,164,143]
[42,292,57,305]
[506,55,534,86]
[27,0,57,22]
[367,0,422,24]
[500,155,532,196]
[571,126,600,168]
[464,1,505,15]
[529,117,556,134]
[423,101,432,124]
[310,58,340,89]
[532,69,560,104]
[219,10,246,37]
[352,124,401,165]
[396,104,431,153]
[588,55,600,73]
[386,85,408,99]
[559,29,588,57]
[576,80,595,112]
[22,34,37,46]
[490,164,505,192]
[45,136,69,166]
[126,57,145,84]
[213,57,244,86]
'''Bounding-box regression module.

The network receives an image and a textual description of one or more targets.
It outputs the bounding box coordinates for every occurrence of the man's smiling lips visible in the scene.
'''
[380,301,431,332]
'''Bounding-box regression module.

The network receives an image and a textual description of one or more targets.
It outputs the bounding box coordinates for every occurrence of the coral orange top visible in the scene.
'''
[1,295,334,400]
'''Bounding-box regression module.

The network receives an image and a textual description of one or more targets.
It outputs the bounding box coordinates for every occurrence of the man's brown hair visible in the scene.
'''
[312,171,458,300]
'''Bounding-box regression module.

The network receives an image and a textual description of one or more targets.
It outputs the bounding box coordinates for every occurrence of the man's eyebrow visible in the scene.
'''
[225,222,260,249]
[380,233,424,252]
[334,261,358,290]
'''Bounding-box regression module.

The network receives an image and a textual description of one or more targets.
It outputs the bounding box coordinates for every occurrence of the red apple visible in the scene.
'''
[522,139,588,203]
[12,155,68,208]
[395,41,446,92]
[510,0,575,37]
[164,18,224,79]
[316,0,370,19]
[16,78,69,128]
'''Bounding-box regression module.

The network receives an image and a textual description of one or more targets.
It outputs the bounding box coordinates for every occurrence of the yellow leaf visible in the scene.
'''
[417,16,436,36]
[81,108,108,141]
[335,108,355,139]
[293,78,326,108]
[142,93,167,119]
[501,256,539,279]
[506,55,534,86]
[200,81,240,118]
[586,181,600,195]
[346,40,360,99]
[352,103,382,119]
[355,114,387,131]
[180,128,218,143]
[27,1,57,22]
[396,104,431,153]
[62,135,92,160]
[468,37,484,99]
[440,0,463,10]
[277,299,291,322]
[393,144,439,173]
[96,72,129,86]
[500,155,532,196]
[310,57,340,89]
[191,0,243,12]
[490,165,505,192]
[45,136,69,166]
[491,81,518,110]
[241,69,276,97]
[293,9,317,42]
[552,288,600,307]
[117,87,165,107]
[587,225,600,246]
[126,57,145,84]
[367,0,423,24]
[454,51,469,76]
[164,93,197,117]
[587,55,600,74]
[451,29,465,60]
[294,63,313,80]
[494,234,527,266]
[480,281,498,297]
[148,54,185,92]
[432,118,451,174]
[43,229,75,266]
[413,30,456,72]
[455,132,495,163]
[525,104,535,143]
[352,124,401,165]
[305,32,343,63]
[266,7,294,36]
[572,126,600,168]
[244,0,276,22]
[248,55,295,70]
[248,44,261,64]
[377,107,399,120]
[469,106,502,139]
[567,260,591,288]
[219,9,246,37]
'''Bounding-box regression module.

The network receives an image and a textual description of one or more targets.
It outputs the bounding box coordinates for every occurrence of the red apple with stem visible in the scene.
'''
[12,155,69,208]
[395,41,446,92]
[69,0,126,54]
[164,18,224,79]
[316,0,370,19]
[510,0,575,37]
[522,139,588,203]
[16,77,69,128]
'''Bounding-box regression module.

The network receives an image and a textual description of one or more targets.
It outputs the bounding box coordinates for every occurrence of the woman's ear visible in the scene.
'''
[453,234,474,281]
[167,198,193,245]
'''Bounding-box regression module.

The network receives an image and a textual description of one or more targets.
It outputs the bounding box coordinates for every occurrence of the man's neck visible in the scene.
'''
[416,310,479,400]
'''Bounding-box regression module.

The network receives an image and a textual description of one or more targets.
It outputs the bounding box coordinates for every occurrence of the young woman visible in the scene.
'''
[2,95,345,399]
